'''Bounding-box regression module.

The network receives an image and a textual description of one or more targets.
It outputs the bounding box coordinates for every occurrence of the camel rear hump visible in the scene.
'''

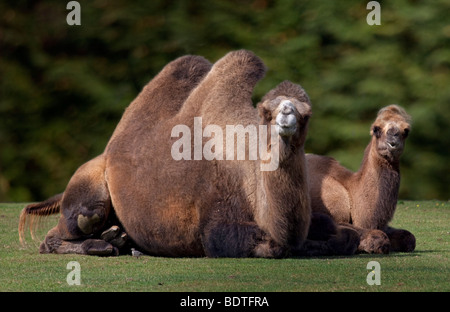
[178,50,266,120]
[212,49,266,87]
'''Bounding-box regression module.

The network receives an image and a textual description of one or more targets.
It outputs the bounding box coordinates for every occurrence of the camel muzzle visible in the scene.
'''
[275,100,297,137]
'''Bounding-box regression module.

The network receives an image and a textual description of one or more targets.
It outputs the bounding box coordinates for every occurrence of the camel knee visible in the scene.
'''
[77,213,103,235]
[61,204,108,237]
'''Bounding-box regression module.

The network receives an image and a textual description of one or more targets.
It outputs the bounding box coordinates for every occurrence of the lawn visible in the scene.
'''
[0,201,448,293]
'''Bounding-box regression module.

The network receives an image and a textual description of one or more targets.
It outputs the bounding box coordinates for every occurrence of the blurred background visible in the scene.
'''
[0,0,449,202]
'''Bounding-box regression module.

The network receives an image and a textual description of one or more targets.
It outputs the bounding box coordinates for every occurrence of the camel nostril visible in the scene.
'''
[280,100,294,115]
[281,107,293,115]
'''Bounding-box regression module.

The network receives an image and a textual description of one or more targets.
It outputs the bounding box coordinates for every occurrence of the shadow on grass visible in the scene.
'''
[291,249,437,261]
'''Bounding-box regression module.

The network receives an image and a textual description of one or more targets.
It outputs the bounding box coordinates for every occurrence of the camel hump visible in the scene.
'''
[212,49,266,88]
[169,55,212,83]
[141,54,212,99]
[180,50,266,117]
[261,80,311,104]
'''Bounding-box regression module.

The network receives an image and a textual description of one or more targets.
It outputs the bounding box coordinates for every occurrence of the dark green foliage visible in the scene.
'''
[0,0,448,201]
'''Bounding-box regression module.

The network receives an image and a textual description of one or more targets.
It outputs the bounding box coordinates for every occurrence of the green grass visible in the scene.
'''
[0,201,448,292]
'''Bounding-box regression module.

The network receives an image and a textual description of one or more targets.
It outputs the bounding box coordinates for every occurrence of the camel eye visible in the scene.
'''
[373,126,381,138]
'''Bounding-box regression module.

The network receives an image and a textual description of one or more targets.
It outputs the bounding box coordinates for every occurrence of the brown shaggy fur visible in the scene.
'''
[19,55,212,255]
[306,105,415,253]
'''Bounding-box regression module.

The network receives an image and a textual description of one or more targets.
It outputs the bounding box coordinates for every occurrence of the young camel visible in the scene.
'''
[306,105,415,253]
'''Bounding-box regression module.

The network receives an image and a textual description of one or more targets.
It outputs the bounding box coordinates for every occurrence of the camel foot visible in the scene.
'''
[82,239,118,256]
[100,225,128,249]
[40,236,118,256]
[385,228,416,252]
[358,229,390,254]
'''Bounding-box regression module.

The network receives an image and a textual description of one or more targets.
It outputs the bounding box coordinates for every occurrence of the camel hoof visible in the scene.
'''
[100,225,120,241]
[100,225,128,249]
[82,239,117,256]
[359,230,390,254]
[110,233,128,249]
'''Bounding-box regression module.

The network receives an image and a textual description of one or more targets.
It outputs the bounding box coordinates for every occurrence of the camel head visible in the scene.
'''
[370,105,411,161]
[258,81,312,156]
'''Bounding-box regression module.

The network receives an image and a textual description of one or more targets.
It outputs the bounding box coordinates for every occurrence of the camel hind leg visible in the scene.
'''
[39,155,118,256]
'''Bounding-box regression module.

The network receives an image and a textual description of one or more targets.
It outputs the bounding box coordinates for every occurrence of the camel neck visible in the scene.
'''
[354,140,400,228]
[358,140,400,176]
[258,147,310,247]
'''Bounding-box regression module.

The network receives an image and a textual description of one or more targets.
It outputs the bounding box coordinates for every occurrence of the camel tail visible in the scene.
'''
[18,193,63,246]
